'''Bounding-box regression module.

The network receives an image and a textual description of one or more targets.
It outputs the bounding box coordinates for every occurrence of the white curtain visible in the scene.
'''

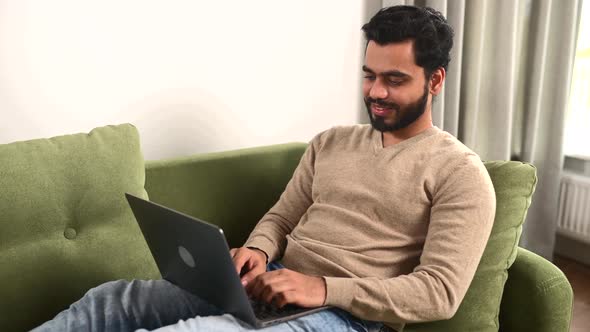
[372,0,582,259]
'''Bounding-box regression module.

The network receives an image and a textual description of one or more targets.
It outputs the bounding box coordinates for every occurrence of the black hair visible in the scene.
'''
[362,5,454,78]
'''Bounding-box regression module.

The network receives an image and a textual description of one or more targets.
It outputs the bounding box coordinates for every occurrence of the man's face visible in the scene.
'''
[362,40,430,132]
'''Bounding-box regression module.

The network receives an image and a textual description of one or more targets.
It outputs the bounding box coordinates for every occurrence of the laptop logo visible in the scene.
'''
[178,246,196,268]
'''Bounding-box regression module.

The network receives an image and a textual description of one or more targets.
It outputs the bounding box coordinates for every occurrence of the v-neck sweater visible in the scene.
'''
[244,124,496,329]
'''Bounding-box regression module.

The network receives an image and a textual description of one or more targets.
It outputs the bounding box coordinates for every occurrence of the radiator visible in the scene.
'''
[557,171,590,243]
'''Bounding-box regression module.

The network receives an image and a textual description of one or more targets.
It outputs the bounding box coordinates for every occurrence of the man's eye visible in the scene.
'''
[388,80,403,86]
[364,75,376,81]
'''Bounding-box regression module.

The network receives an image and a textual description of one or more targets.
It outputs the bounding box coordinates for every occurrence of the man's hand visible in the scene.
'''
[230,247,267,287]
[246,268,327,308]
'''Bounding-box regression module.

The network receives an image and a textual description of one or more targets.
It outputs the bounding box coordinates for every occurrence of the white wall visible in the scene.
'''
[0,0,366,160]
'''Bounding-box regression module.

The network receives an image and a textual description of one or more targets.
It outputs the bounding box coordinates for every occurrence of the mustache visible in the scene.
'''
[364,97,399,110]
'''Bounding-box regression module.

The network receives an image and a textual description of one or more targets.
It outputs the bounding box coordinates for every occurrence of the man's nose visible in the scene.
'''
[369,79,388,100]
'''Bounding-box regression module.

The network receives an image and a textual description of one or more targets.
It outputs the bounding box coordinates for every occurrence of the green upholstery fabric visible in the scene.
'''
[405,161,537,331]
[499,247,573,332]
[144,143,307,248]
[0,124,159,332]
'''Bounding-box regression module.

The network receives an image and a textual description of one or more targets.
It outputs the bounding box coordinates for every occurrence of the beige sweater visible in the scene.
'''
[244,125,495,330]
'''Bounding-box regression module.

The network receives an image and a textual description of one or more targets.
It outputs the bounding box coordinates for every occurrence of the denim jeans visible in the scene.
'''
[32,262,392,332]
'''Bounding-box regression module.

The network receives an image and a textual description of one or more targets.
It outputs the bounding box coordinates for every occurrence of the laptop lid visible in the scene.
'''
[124,193,259,326]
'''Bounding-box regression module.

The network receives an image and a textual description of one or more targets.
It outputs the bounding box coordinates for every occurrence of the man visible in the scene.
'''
[34,5,495,332]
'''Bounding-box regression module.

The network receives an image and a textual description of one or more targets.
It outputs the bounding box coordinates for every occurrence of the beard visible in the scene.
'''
[365,84,429,132]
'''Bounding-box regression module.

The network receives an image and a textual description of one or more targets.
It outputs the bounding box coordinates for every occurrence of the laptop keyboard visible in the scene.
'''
[250,300,310,320]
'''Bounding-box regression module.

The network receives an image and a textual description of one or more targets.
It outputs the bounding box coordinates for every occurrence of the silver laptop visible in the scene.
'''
[124,193,330,328]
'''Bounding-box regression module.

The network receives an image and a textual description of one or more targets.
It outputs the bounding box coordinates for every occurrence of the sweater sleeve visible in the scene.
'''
[323,155,496,323]
[243,133,322,262]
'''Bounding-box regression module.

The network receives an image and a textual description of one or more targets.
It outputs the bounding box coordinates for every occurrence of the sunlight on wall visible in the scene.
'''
[564,0,590,158]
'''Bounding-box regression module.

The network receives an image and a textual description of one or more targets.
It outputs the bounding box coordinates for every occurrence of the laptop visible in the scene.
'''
[124,193,330,328]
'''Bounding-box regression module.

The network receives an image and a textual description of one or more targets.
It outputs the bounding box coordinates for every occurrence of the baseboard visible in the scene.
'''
[554,233,590,266]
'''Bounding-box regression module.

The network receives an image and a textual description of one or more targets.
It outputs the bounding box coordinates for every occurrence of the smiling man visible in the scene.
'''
[34,6,495,332]
[362,39,434,135]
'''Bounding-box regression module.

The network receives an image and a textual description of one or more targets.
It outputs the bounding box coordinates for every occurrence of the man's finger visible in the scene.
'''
[275,290,297,308]
[231,250,249,275]
[240,266,266,287]
[247,270,286,299]
[246,271,273,298]
[246,257,255,270]
[260,280,292,304]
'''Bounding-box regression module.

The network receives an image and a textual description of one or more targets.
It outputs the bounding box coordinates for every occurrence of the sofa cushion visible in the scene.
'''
[405,161,537,331]
[0,124,160,332]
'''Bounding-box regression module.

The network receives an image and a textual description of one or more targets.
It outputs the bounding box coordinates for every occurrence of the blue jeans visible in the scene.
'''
[32,262,391,332]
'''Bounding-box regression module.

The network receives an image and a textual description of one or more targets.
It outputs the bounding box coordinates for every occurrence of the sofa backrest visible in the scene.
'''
[0,124,159,332]
[145,143,307,248]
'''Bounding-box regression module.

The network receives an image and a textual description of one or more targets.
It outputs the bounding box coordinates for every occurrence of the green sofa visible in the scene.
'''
[0,124,573,331]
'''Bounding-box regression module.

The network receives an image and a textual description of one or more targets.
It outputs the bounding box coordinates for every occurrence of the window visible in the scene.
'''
[563,0,590,158]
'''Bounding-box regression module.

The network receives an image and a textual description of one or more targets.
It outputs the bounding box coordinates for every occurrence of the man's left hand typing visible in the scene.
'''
[245,268,327,308]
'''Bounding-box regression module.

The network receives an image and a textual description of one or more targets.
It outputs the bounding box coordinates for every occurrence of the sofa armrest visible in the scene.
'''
[499,247,573,332]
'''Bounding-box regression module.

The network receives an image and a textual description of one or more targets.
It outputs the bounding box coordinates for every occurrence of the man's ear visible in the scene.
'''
[429,67,446,95]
